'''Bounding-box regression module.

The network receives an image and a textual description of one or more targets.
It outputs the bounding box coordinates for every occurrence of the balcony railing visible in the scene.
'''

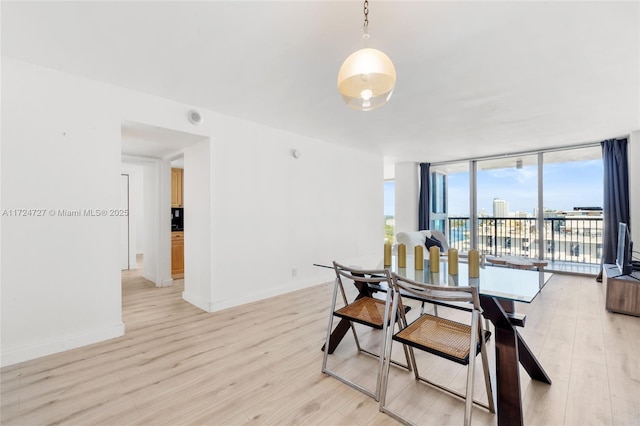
[447,217,603,265]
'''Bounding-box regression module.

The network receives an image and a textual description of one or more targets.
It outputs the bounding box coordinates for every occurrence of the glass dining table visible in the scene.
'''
[316,255,553,426]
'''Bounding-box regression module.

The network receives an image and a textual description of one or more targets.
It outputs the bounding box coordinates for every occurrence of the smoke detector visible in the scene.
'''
[188,110,203,125]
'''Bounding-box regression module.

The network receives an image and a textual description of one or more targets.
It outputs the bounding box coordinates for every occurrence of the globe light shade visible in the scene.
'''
[337,47,396,111]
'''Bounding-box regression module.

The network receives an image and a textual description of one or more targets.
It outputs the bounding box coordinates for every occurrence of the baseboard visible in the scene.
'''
[207,276,329,312]
[0,323,125,368]
[181,276,329,313]
[141,272,174,288]
[182,290,211,312]
[142,272,157,285]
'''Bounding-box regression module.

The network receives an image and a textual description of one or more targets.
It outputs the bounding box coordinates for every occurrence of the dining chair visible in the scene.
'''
[380,273,495,426]
[322,261,408,401]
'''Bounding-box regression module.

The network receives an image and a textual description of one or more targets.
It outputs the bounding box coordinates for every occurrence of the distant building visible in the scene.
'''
[453,205,603,265]
[573,206,602,211]
[493,198,509,217]
[571,207,603,217]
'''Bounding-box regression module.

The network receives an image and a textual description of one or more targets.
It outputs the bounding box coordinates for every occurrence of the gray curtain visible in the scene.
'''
[418,163,430,230]
[597,138,630,281]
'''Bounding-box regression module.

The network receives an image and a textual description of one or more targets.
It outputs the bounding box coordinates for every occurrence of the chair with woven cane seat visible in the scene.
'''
[379,273,495,426]
[322,261,408,401]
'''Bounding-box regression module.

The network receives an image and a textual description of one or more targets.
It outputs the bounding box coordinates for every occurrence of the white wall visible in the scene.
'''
[204,115,383,311]
[1,58,124,365]
[159,160,173,286]
[1,58,384,365]
[394,162,419,234]
[182,140,213,310]
[140,161,161,284]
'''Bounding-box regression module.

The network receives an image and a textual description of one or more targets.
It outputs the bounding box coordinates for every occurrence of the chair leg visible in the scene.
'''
[399,341,413,372]
[322,278,341,373]
[464,311,480,426]
[391,309,413,373]
[480,323,496,413]
[407,346,419,380]
[380,291,399,410]
[374,291,394,401]
[349,321,363,352]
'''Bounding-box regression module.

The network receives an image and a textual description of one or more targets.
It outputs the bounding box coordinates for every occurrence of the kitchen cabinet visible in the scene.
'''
[171,231,184,278]
[171,168,183,207]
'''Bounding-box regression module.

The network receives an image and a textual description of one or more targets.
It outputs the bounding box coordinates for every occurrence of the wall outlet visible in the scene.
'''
[291,268,297,278]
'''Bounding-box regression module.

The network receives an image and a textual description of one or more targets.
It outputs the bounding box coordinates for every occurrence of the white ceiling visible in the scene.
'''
[2,1,639,165]
[121,121,206,159]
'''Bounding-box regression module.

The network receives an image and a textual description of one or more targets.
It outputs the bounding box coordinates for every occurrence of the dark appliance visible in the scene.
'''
[171,207,184,231]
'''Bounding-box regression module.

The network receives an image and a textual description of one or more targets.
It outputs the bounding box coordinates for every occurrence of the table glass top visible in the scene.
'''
[321,255,553,303]
[395,256,551,303]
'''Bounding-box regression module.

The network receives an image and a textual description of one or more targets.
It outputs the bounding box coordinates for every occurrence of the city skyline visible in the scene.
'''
[384,159,604,217]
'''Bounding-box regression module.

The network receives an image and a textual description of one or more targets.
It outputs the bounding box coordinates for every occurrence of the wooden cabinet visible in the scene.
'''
[604,264,640,317]
[171,168,183,207]
[171,231,184,278]
[171,168,184,277]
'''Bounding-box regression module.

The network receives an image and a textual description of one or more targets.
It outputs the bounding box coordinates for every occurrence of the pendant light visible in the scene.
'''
[337,0,396,111]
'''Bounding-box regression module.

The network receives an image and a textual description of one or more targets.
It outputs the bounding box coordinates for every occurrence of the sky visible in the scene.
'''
[384,181,395,216]
[384,159,604,216]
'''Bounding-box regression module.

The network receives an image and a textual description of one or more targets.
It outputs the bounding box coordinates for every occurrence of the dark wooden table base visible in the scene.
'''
[480,295,551,426]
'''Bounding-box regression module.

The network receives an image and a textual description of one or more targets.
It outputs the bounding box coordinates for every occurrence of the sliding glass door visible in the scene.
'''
[430,145,603,272]
[476,155,539,258]
[542,146,603,268]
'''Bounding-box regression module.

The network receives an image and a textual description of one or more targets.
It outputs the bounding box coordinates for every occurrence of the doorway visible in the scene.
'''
[120,120,211,312]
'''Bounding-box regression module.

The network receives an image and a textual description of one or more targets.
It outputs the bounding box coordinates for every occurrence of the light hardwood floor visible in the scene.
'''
[2,267,639,425]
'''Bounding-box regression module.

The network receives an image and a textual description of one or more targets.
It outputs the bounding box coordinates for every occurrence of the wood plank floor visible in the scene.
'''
[2,267,639,425]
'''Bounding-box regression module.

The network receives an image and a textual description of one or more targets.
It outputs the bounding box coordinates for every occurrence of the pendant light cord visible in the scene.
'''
[362,0,370,44]
[363,0,369,29]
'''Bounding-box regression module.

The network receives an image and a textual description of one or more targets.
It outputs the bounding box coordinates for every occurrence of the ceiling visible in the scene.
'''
[121,121,206,159]
[2,1,639,166]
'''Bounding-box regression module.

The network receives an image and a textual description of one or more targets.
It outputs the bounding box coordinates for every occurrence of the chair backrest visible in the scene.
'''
[333,261,393,287]
[391,273,480,311]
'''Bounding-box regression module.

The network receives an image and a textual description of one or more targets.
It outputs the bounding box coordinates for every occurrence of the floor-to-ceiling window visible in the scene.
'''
[430,144,603,273]
[476,155,538,258]
[384,180,395,243]
[542,146,603,269]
